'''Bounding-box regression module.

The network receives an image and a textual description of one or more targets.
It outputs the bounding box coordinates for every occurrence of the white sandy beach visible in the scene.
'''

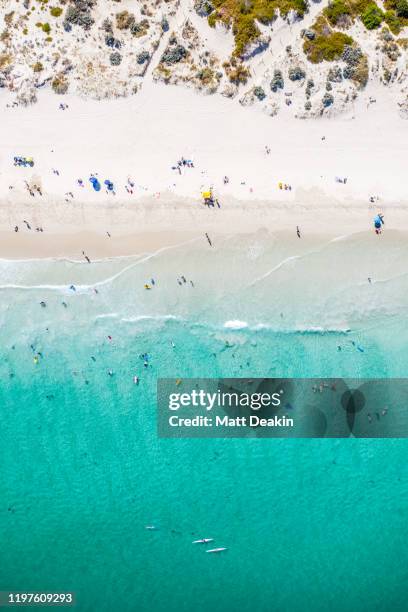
[1,77,407,258]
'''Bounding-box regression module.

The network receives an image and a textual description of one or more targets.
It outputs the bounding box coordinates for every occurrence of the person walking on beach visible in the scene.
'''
[296,226,301,238]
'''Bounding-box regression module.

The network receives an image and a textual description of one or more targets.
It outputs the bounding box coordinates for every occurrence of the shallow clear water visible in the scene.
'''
[1,232,407,611]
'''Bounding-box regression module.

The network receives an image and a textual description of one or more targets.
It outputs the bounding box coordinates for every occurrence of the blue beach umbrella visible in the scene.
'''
[89,177,101,191]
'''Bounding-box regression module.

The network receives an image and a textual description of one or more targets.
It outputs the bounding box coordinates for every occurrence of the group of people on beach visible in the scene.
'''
[10,145,388,245]
[172,157,194,175]
[278,182,292,191]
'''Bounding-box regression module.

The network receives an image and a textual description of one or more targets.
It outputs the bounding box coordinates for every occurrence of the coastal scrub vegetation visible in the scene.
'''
[384,0,408,32]
[324,0,408,33]
[222,58,251,83]
[303,15,369,87]
[196,66,218,85]
[64,0,95,31]
[397,36,408,48]
[207,0,308,57]
[35,21,51,33]
[116,10,135,30]
[270,68,284,90]
[130,19,150,37]
[0,53,12,70]
[160,36,188,64]
[253,85,266,99]
[303,16,353,62]
[50,7,63,17]
[51,74,69,94]
[361,3,384,29]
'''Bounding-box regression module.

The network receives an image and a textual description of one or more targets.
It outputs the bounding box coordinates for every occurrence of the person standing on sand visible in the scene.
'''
[296,226,301,238]
[374,213,384,234]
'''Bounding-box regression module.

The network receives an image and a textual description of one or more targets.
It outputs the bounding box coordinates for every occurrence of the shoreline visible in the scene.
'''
[0,195,407,260]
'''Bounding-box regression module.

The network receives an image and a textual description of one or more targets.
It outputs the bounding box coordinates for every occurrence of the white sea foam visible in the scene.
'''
[94,313,120,321]
[224,320,249,329]
[121,314,181,324]
[0,237,200,292]
[221,321,351,333]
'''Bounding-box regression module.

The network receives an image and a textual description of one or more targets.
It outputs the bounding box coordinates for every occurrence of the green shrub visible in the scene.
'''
[42,22,51,33]
[361,3,384,28]
[50,7,63,17]
[208,0,308,57]
[207,12,217,27]
[396,0,408,16]
[324,0,351,25]
[232,16,260,57]
[304,30,354,63]
[32,61,43,72]
[384,10,402,32]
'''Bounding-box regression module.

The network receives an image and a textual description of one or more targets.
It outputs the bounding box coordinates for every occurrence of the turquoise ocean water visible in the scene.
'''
[1,231,407,611]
